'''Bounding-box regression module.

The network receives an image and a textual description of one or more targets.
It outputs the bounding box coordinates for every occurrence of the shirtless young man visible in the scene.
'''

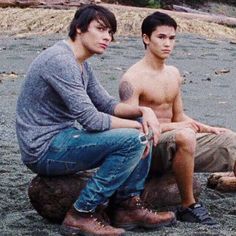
[119,11,236,225]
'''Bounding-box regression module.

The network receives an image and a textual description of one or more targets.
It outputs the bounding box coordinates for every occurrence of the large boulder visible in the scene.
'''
[141,174,201,208]
[235,161,236,175]
[28,172,201,223]
[28,171,92,223]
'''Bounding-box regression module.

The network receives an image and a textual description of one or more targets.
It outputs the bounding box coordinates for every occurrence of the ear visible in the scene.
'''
[76,28,82,35]
[143,34,150,46]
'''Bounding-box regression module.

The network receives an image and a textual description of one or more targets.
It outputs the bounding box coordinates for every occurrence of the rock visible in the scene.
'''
[216,176,236,192]
[28,172,202,223]
[234,161,236,176]
[207,171,236,192]
[215,69,230,75]
[141,174,201,208]
[28,171,93,223]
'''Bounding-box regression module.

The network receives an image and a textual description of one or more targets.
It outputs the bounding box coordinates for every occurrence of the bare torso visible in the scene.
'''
[122,59,181,124]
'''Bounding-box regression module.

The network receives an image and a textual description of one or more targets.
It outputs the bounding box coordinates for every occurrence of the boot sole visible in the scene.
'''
[60,225,126,236]
[60,225,89,236]
[114,218,177,231]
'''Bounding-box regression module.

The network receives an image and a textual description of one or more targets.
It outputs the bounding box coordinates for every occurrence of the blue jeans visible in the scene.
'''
[27,127,151,212]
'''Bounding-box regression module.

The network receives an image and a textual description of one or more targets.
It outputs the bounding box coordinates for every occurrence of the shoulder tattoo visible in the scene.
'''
[119,80,134,101]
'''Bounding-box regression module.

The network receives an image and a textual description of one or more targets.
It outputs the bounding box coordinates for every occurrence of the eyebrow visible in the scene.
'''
[157,33,176,37]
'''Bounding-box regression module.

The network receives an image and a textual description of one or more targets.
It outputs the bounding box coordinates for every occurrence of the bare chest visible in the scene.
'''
[140,78,179,106]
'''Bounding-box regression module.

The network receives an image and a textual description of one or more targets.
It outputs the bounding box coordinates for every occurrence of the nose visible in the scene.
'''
[164,38,171,47]
[103,30,112,42]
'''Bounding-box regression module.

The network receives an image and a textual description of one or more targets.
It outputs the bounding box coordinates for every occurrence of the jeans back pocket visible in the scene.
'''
[49,127,81,152]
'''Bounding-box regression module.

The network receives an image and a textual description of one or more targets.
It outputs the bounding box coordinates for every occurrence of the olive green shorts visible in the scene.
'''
[150,129,236,175]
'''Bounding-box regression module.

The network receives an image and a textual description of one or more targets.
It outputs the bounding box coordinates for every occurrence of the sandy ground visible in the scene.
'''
[0,30,236,235]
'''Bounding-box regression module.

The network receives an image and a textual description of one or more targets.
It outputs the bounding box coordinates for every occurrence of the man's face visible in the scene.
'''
[78,19,113,55]
[144,25,176,59]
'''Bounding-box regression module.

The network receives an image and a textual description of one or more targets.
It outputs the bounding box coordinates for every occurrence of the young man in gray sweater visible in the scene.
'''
[16,4,176,236]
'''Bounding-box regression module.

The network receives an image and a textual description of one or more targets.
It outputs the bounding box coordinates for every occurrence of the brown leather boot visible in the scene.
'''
[111,196,176,230]
[61,207,125,236]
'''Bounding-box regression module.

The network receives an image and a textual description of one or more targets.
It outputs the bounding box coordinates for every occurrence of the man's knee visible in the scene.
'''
[175,128,196,154]
[121,128,144,145]
[216,130,236,168]
[211,129,236,154]
[221,130,236,144]
[116,128,146,157]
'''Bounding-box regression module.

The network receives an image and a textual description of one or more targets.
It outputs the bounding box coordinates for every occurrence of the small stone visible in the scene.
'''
[215,69,230,75]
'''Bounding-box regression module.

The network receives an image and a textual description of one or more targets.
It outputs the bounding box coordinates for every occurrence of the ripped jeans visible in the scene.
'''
[27,127,151,212]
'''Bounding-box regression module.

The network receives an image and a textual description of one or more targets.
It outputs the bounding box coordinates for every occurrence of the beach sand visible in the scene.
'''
[0,1,236,232]
[0,22,236,236]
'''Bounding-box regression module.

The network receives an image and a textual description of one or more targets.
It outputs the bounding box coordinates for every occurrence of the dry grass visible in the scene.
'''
[0,4,236,39]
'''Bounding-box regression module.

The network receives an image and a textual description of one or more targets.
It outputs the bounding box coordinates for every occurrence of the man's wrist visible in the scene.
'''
[139,106,150,115]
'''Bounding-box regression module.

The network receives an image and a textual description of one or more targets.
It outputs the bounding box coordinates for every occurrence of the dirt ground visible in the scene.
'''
[0,32,236,235]
[0,2,236,236]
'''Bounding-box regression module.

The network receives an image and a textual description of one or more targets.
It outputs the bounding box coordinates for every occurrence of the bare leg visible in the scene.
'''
[172,128,196,208]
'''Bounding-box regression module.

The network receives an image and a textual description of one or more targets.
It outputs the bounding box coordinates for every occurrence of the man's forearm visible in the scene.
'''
[113,103,161,144]
[160,123,175,133]
[113,102,143,119]
[110,116,142,129]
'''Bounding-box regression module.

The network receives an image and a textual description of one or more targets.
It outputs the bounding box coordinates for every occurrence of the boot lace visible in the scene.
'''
[133,197,158,215]
[89,213,106,228]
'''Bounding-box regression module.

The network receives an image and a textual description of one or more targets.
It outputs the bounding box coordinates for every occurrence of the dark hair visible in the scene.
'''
[69,4,117,41]
[141,11,177,48]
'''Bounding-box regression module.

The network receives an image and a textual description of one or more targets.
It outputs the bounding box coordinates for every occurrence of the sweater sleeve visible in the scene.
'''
[86,63,118,115]
[42,54,112,131]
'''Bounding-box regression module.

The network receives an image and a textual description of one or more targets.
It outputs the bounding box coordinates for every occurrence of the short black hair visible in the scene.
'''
[69,4,117,41]
[141,11,177,48]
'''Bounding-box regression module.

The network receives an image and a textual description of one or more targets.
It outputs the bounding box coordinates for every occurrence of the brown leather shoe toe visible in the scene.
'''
[61,207,125,236]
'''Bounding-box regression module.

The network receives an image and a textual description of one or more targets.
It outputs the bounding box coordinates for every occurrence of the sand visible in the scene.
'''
[0,4,236,236]
[0,32,236,235]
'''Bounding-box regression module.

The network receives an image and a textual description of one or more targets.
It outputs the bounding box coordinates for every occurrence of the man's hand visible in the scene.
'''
[175,120,228,134]
[140,107,161,146]
[195,122,229,134]
[141,142,151,159]
[169,121,200,133]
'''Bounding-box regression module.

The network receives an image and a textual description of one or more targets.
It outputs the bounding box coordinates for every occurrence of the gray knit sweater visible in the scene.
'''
[16,40,118,163]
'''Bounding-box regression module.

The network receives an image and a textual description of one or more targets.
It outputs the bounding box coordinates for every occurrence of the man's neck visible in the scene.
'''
[66,38,93,64]
[143,50,166,71]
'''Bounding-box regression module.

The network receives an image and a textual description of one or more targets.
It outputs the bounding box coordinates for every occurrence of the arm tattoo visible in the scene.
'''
[119,81,134,101]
